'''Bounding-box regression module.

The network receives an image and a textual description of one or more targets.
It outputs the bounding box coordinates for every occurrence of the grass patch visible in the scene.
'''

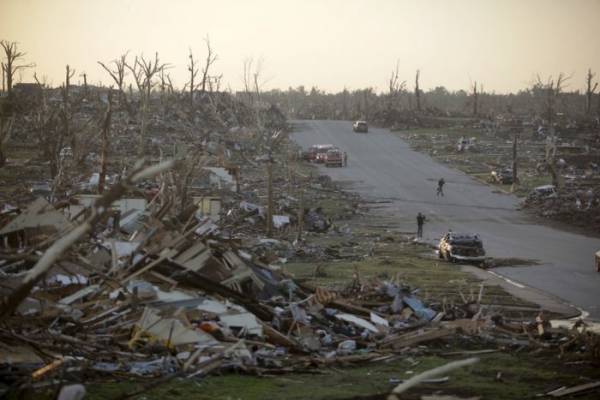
[84,351,600,400]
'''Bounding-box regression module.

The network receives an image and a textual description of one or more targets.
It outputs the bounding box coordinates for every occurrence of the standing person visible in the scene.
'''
[437,178,445,197]
[343,151,348,167]
[416,212,426,239]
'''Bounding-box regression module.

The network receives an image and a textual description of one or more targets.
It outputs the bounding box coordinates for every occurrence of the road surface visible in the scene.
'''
[291,120,600,319]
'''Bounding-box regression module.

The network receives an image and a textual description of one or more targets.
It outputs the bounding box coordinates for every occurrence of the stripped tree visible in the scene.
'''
[187,48,199,111]
[61,64,76,154]
[585,68,598,115]
[414,69,422,112]
[98,90,113,194]
[98,52,133,116]
[0,40,34,99]
[388,60,406,112]
[125,53,168,156]
[200,36,217,93]
[536,73,569,188]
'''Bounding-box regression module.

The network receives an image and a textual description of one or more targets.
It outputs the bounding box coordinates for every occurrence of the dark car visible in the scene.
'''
[303,144,335,162]
[438,232,486,263]
[353,121,368,133]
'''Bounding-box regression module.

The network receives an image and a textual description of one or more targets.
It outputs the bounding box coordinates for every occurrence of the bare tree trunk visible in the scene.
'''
[188,49,198,111]
[201,37,217,93]
[63,65,76,154]
[586,68,597,115]
[415,69,421,112]
[125,53,167,158]
[99,91,113,194]
[82,72,88,98]
[472,82,479,116]
[1,40,35,100]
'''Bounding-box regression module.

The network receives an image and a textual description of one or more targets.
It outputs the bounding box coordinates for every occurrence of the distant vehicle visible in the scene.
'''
[528,185,558,200]
[353,121,368,133]
[490,168,513,184]
[325,148,343,167]
[438,232,486,263]
[304,144,335,162]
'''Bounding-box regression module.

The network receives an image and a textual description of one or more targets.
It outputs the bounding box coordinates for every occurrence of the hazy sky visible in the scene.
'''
[1,0,599,93]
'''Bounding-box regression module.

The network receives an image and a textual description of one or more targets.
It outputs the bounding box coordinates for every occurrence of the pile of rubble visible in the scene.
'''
[0,170,598,397]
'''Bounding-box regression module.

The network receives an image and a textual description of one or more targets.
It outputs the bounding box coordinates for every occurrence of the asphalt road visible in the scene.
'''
[291,120,600,319]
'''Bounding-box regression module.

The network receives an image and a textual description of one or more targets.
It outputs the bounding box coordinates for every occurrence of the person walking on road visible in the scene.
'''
[416,212,426,239]
[343,151,348,167]
[436,178,445,197]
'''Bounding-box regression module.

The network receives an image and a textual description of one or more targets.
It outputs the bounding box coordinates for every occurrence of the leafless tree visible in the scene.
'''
[98,90,113,194]
[471,81,479,116]
[536,73,570,188]
[242,57,255,105]
[98,52,131,113]
[80,72,88,97]
[172,147,207,213]
[0,40,34,98]
[585,68,597,115]
[32,74,62,178]
[415,69,422,112]
[200,36,217,93]
[187,48,199,110]
[61,65,76,152]
[388,60,406,110]
[125,53,168,156]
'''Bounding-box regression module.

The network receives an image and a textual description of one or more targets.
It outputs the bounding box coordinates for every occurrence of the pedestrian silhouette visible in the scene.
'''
[437,178,445,196]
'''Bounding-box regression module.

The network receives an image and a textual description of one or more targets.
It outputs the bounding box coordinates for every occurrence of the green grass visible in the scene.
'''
[83,352,600,400]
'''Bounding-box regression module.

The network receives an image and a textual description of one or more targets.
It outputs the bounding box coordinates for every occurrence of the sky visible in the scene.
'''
[1,0,600,94]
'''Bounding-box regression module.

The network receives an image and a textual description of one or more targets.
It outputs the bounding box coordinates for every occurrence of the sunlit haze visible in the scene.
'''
[1,0,600,93]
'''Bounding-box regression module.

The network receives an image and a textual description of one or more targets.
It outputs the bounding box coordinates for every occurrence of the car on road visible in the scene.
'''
[353,121,368,133]
[314,144,335,163]
[325,148,343,167]
[490,168,513,184]
[303,144,335,163]
[438,232,486,263]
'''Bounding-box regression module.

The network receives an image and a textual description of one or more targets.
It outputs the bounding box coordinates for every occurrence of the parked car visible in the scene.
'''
[528,184,558,199]
[325,148,343,167]
[311,144,335,163]
[353,121,368,133]
[438,232,486,263]
[490,168,513,184]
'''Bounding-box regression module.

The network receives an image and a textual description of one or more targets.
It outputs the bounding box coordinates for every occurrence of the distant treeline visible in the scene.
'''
[260,83,600,126]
